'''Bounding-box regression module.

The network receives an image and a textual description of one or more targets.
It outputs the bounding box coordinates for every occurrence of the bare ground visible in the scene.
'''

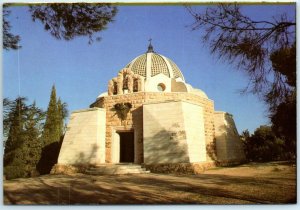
[3,161,296,205]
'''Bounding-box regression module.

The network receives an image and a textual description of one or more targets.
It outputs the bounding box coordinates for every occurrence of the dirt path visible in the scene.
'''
[3,161,296,204]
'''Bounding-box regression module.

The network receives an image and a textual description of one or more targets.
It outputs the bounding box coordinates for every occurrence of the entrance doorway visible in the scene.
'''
[119,132,134,163]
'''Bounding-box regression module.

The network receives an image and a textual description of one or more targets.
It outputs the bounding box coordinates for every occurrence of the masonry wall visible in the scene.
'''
[143,101,207,164]
[214,111,246,164]
[91,91,215,163]
[182,102,207,162]
[57,108,106,165]
[91,93,144,163]
[143,101,190,164]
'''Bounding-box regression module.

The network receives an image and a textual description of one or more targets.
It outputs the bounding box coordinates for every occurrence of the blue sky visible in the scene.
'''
[2,3,295,134]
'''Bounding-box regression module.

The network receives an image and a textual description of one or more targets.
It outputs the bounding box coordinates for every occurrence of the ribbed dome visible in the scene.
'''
[125,49,185,81]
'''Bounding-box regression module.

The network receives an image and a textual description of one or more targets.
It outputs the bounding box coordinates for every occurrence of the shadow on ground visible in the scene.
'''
[4,162,296,205]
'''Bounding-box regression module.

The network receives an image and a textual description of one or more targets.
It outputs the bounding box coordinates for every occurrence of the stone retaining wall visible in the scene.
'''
[51,164,90,175]
[143,162,216,174]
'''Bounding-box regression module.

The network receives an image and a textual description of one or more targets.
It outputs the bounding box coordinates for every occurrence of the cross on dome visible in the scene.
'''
[147,38,154,53]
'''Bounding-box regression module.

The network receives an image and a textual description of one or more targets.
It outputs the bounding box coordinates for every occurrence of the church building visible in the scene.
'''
[53,43,245,174]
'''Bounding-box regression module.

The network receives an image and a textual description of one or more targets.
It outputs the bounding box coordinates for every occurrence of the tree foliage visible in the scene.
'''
[270,43,296,88]
[4,97,44,179]
[3,97,16,138]
[3,3,118,49]
[3,5,21,50]
[242,126,285,162]
[4,97,28,167]
[38,85,68,174]
[3,86,68,179]
[188,4,296,158]
[270,85,296,157]
[187,4,296,106]
[57,98,68,136]
[41,85,60,146]
[269,44,296,158]
[29,3,117,44]
[270,97,296,159]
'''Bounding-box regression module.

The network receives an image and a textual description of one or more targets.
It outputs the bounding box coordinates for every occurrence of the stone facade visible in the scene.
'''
[90,91,215,164]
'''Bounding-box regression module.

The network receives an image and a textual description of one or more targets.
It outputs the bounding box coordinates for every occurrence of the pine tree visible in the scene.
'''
[57,98,68,137]
[4,97,27,167]
[57,98,64,137]
[3,97,14,139]
[22,102,44,176]
[4,4,118,50]
[4,97,44,179]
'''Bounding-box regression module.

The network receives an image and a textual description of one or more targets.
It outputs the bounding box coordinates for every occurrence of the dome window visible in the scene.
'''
[157,83,166,92]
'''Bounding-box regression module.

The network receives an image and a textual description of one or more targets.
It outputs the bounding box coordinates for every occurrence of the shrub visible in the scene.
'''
[4,165,27,180]
[243,125,285,162]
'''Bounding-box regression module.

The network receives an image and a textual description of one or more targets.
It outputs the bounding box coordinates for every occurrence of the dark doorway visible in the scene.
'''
[119,132,134,163]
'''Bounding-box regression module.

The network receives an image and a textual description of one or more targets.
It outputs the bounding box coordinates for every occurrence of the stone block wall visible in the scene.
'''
[143,101,190,164]
[214,111,246,164]
[141,92,215,161]
[143,162,216,174]
[143,101,207,164]
[181,102,206,162]
[91,92,215,164]
[93,93,145,163]
[57,108,106,165]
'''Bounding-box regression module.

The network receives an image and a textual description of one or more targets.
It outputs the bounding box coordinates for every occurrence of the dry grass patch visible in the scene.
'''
[3,161,296,204]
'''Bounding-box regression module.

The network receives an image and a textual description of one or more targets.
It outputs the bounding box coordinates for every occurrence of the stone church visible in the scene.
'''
[53,43,245,174]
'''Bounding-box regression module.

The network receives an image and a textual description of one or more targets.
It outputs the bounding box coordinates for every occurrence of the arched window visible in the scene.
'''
[133,79,139,92]
[123,76,128,90]
[113,82,118,95]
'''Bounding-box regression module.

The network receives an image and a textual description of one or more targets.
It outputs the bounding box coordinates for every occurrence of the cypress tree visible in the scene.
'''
[38,85,68,174]
[41,85,60,146]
